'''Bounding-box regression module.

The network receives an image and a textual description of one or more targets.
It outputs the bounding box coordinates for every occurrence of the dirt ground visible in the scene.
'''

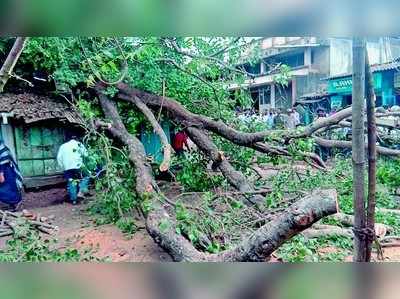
[3,185,400,262]
[6,188,171,262]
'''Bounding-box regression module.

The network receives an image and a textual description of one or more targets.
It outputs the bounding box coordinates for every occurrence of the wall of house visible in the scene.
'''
[328,38,400,77]
[311,46,330,76]
[140,122,171,164]
[294,73,328,99]
[14,122,67,178]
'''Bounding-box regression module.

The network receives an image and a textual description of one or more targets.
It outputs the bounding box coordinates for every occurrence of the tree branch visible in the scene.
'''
[130,96,172,172]
[95,91,338,262]
[186,127,264,206]
[115,83,326,167]
[314,137,400,157]
[0,37,29,92]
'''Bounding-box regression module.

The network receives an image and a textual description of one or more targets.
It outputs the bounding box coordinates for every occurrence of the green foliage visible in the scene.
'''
[8,37,267,123]
[76,96,102,120]
[175,152,226,192]
[84,132,139,234]
[0,221,99,262]
[277,236,320,262]
[277,235,351,262]
[175,203,203,244]
[377,158,400,191]
[274,64,292,87]
[115,217,138,235]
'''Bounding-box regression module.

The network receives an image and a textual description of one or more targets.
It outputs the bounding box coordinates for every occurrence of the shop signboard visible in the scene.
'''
[328,73,382,94]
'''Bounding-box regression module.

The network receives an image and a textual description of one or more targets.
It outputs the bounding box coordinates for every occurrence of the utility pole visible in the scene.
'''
[352,37,367,262]
[365,50,377,262]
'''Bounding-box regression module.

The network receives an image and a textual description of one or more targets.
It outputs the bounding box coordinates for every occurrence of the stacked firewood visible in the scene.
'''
[0,209,58,238]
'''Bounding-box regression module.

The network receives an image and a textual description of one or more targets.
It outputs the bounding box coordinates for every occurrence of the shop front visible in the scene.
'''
[327,72,387,109]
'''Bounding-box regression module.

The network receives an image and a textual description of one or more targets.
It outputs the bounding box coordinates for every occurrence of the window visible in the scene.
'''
[311,49,316,64]
[241,62,261,75]
[264,51,305,73]
[259,87,271,105]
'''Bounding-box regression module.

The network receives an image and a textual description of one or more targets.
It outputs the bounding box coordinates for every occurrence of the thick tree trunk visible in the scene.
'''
[147,188,338,261]
[213,189,338,262]
[97,93,156,194]
[365,53,377,261]
[352,37,367,262]
[0,37,28,92]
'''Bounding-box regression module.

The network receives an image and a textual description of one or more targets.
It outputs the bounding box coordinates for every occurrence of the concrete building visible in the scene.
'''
[230,37,400,113]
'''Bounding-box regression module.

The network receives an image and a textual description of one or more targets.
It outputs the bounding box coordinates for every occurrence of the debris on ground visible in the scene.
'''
[0,209,59,237]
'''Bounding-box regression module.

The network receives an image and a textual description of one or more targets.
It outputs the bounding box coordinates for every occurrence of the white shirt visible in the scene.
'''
[57,140,87,171]
[293,111,300,125]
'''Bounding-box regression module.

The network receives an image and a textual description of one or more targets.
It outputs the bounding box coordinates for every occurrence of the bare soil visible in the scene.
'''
[1,188,171,262]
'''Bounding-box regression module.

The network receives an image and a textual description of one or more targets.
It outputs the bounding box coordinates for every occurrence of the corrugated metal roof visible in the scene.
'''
[299,91,329,99]
[326,60,400,80]
[0,93,83,124]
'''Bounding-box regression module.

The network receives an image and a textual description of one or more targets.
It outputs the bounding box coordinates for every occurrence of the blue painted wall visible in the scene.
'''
[140,122,171,164]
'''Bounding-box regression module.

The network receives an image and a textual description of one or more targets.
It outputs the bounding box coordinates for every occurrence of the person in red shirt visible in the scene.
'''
[172,130,189,156]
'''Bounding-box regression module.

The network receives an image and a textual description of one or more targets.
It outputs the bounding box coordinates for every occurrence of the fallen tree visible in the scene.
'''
[115,83,326,168]
[147,188,338,261]
[5,37,400,262]
[95,90,339,261]
[91,74,400,261]
[89,73,400,262]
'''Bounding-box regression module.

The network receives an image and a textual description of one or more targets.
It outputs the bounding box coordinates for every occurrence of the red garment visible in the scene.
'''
[173,132,188,151]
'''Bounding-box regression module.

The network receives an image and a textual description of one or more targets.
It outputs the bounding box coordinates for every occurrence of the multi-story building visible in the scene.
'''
[230,37,400,113]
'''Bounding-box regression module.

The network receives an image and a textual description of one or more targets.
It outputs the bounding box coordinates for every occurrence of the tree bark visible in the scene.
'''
[115,83,325,167]
[97,93,156,194]
[0,37,28,92]
[116,83,352,145]
[96,91,339,262]
[302,227,353,239]
[147,188,338,261]
[352,37,367,262]
[365,52,377,261]
[130,95,172,172]
[313,137,400,157]
[185,127,264,206]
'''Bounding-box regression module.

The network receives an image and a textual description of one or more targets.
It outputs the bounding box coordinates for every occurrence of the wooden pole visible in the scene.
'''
[365,50,377,261]
[352,37,367,262]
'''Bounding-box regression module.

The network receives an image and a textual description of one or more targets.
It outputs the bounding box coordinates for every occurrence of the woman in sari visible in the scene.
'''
[0,141,23,211]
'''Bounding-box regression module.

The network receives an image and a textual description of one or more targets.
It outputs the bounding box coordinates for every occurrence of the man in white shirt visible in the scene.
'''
[292,109,301,127]
[57,134,89,204]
